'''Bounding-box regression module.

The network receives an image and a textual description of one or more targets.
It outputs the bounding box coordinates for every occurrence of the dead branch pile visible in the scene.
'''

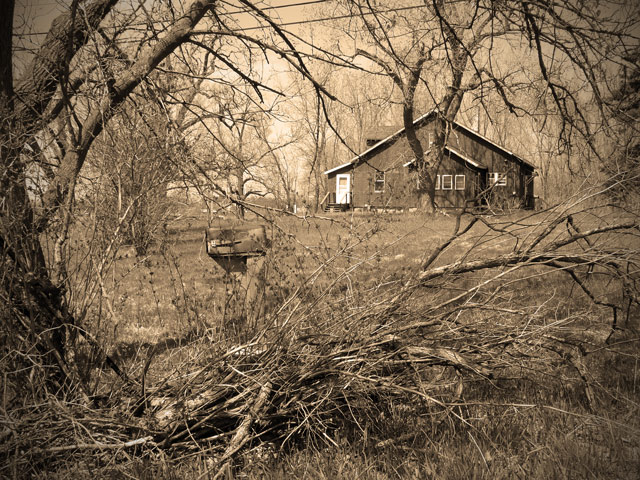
[2,202,639,477]
[4,296,624,477]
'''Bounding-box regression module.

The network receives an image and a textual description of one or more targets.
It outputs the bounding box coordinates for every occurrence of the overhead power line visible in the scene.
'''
[229,3,426,32]
[223,0,329,15]
[14,2,427,39]
[13,0,331,37]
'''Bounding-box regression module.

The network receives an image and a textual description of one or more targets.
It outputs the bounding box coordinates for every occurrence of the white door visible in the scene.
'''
[336,174,350,204]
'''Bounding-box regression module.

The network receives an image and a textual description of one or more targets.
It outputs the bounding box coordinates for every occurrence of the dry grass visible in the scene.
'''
[2,198,639,479]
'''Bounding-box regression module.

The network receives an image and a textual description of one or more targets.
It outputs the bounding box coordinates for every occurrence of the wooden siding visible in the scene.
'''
[447,125,535,208]
[432,153,484,208]
[353,131,419,208]
[326,114,535,209]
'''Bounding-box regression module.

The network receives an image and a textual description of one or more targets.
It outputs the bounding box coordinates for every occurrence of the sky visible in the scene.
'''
[10,0,327,190]
[13,0,67,65]
[12,0,315,38]
[12,0,323,74]
[13,0,323,82]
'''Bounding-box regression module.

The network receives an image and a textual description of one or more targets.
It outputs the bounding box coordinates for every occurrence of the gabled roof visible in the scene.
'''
[364,126,401,142]
[324,161,355,176]
[324,110,535,174]
[402,146,487,170]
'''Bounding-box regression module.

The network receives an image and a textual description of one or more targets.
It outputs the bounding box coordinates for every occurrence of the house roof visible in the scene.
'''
[445,146,487,169]
[324,160,355,176]
[324,110,535,174]
[364,126,401,142]
[402,146,487,170]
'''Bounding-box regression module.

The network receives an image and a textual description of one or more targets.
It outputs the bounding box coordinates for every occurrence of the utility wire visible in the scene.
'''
[14,1,426,38]
[13,0,331,36]
[223,0,329,15]
[224,3,425,32]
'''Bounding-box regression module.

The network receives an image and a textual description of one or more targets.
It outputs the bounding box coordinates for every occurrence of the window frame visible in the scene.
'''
[435,174,441,190]
[441,174,453,190]
[374,171,385,193]
[489,172,507,186]
[454,174,466,190]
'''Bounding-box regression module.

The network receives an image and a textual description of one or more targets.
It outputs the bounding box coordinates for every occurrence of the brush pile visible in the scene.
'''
[1,279,540,476]
[139,273,619,477]
[2,206,638,478]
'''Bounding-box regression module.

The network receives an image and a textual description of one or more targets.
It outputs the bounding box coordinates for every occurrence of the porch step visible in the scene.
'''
[324,203,349,213]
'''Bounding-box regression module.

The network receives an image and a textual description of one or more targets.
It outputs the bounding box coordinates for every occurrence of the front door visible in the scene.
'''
[336,174,351,204]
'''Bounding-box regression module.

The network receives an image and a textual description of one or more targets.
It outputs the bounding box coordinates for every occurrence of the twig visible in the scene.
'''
[209,380,273,480]
[35,436,155,454]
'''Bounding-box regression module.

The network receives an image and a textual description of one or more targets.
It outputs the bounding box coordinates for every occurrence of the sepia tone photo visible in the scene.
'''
[2,0,639,477]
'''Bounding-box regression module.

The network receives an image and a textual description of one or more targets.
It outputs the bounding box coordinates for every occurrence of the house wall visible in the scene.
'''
[352,122,483,209]
[432,155,483,208]
[327,115,534,210]
[447,125,535,208]
[351,135,418,208]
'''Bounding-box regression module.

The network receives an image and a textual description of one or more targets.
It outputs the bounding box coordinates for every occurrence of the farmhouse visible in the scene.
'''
[323,111,535,211]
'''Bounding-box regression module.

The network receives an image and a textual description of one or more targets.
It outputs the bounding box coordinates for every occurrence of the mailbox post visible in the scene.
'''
[205,223,268,331]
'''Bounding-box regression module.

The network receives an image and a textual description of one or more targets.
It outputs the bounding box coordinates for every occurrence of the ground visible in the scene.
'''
[5,203,640,479]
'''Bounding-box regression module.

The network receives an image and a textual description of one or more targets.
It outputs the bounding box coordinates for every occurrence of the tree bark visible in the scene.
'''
[1,0,217,389]
[1,0,119,386]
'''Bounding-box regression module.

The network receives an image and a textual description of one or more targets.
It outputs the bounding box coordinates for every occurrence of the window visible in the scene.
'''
[441,174,453,190]
[435,174,440,190]
[428,132,434,148]
[374,171,385,192]
[455,174,466,190]
[489,172,507,186]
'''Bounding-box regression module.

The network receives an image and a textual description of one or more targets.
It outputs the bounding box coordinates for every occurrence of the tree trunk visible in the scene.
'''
[418,183,437,214]
[1,0,120,388]
[1,0,217,390]
[0,157,71,385]
[403,86,437,214]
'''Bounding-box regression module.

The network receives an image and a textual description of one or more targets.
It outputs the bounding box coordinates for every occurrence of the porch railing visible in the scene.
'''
[320,192,353,211]
[319,191,331,209]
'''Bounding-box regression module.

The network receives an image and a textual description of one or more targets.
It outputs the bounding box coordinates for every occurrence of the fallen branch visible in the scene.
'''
[35,436,155,454]
[213,380,273,479]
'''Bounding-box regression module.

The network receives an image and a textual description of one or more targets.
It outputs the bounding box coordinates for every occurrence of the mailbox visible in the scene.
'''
[205,223,268,328]
[206,223,267,259]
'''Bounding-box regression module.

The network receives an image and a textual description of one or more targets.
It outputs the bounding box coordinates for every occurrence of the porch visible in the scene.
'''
[320,191,351,212]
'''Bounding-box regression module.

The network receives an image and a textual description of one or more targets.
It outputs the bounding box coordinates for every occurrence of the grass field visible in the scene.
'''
[7,201,640,479]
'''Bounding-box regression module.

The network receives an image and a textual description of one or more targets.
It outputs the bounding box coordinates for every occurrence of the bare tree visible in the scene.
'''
[198,86,291,217]
[2,2,640,477]
[88,94,183,256]
[337,0,637,211]
[601,47,640,205]
[290,70,337,212]
[287,64,390,212]
[255,120,301,212]
[0,0,331,388]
